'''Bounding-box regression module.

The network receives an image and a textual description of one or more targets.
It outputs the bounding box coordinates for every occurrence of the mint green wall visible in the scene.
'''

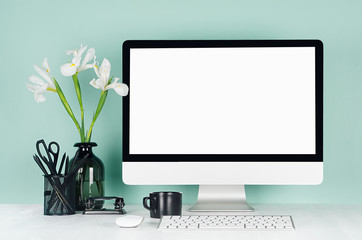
[1,0,361,204]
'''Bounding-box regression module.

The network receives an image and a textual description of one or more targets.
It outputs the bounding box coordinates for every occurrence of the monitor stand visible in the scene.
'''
[189,185,254,212]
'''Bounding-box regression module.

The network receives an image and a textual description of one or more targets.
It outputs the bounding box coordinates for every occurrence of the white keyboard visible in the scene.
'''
[158,215,295,230]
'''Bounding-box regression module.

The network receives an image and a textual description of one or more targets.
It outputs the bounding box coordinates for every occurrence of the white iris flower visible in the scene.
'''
[90,58,129,96]
[60,44,96,76]
[26,58,56,103]
[26,44,129,142]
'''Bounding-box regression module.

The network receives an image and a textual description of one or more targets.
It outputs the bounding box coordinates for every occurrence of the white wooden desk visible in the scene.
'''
[0,204,361,240]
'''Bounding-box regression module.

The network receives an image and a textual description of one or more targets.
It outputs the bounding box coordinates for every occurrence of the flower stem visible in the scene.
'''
[72,74,85,142]
[85,90,108,142]
[53,78,82,139]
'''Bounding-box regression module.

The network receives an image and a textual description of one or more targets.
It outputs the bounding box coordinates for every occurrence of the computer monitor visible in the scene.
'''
[122,40,323,211]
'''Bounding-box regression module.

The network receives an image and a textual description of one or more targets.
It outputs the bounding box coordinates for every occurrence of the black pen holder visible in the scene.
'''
[43,175,76,215]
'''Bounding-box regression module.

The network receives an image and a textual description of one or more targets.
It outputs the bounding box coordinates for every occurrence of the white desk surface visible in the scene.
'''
[0,204,361,240]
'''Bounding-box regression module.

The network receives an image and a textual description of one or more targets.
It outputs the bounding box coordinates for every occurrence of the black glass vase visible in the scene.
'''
[70,142,105,211]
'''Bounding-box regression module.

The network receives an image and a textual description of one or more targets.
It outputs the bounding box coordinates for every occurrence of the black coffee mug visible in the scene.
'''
[143,192,182,218]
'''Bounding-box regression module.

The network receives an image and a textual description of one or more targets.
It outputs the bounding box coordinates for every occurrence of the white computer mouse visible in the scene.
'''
[116,215,144,228]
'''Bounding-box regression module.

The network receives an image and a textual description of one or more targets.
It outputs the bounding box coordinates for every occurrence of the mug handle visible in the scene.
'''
[143,197,151,210]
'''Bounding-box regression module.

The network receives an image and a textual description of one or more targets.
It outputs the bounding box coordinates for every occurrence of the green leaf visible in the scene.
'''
[108,76,113,85]
[53,78,82,139]
[72,74,85,142]
[85,90,109,142]
[94,91,108,121]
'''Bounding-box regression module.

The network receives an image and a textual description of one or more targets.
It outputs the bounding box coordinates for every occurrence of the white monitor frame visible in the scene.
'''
[122,40,323,211]
[123,162,323,185]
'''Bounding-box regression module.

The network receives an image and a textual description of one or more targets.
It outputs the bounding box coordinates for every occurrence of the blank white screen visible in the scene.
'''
[129,47,316,154]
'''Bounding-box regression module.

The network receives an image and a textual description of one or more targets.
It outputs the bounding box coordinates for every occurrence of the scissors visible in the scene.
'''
[36,140,61,175]
[48,141,60,166]
[48,141,68,175]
